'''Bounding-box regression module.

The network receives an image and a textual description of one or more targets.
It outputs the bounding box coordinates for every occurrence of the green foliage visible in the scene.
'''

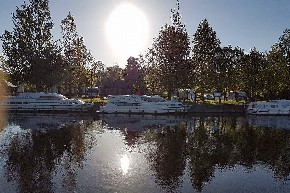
[60,12,95,95]
[268,29,290,99]
[124,57,146,94]
[98,65,124,96]
[0,0,63,91]
[90,60,105,88]
[192,19,221,98]
[145,0,191,98]
[239,48,267,100]
[216,46,244,93]
[265,48,289,99]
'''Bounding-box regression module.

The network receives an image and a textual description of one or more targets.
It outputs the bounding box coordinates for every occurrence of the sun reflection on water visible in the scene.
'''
[120,154,130,175]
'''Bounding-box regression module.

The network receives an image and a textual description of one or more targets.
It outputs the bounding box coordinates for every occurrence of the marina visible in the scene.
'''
[0,1,290,192]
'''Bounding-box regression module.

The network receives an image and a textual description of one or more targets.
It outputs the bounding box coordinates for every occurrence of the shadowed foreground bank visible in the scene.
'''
[187,103,245,113]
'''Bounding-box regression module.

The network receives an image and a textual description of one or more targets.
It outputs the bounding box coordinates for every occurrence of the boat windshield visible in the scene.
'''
[141,96,165,102]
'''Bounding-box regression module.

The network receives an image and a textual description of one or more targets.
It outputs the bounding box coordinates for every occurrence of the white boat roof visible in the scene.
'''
[16,92,67,99]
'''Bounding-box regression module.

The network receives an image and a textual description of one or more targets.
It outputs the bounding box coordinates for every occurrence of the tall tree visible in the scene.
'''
[265,48,288,99]
[240,48,266,100]
[268,29,290,99]
[274,29,290,64]
[1,0,61,90]
[143,48,164,95]
[124,57,145,94]
[146,0,191,98]
[60,12,91,96]
[192,19,221,100]
[88,60,104,89]
[99,65,124,96]
[216,46,244,98]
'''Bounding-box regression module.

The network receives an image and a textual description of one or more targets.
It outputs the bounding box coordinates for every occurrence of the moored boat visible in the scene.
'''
[246,100,290,115]
[0,92,94,113]
[99,95,187,114]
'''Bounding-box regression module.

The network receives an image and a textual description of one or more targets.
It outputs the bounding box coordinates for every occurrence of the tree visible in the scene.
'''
[99,65,124,96]
[146,0,191,98]
[88,60,104,89]
[60,12,92,96]
[239,48,266,100]
[143,49,164,95]
[124,57,145,94]
[216,46,244,99]
[267,29,290,99]
[274,29,290,64]
[265,48,288,99]
[1,0,62,91]
[192,19,221,100]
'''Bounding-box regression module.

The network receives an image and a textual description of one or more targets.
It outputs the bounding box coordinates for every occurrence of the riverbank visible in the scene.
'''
[187,103,245,114]
[93,102,245,114]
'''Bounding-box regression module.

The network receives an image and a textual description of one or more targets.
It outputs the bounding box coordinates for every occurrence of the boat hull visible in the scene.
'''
[246,100,290,116]
[0,93,94,113]
[99,95,187,114]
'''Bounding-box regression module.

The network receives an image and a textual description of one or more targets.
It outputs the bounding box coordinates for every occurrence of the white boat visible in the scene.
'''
[246,100,290,115]
[0,92,94,112]
[99,95,187,114]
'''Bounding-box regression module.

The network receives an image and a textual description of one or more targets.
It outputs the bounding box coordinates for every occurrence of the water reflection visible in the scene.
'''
[0,114,98,193]
[247,115,290,130]
[0,114,290,192]
[120,154,130,175]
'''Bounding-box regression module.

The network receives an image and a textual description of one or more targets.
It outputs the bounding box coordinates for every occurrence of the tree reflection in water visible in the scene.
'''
[145,125,187,192]
[1,118,99,193]
[1,114,290,192]
[141,115,290,192]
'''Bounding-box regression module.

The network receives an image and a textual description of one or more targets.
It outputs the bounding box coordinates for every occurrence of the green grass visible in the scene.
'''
[79,97,108,103]
[186,99,245,105]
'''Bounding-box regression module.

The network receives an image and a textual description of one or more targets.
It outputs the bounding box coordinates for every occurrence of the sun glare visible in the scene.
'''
[105,3,149,60]
[120,154,130,175]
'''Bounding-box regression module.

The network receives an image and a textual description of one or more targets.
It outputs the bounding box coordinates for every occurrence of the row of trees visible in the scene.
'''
[0,0,104,95]
[141,0,290,100]
[1,0,289,100]
[94,0,290,100]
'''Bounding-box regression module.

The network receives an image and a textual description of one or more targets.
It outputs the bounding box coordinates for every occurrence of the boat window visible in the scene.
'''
[39,96,61,100]
[114,102,125,106]
[10,102,22,104]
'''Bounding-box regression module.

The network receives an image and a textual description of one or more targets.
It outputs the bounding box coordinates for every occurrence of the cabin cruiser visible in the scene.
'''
[99,95,187,114]
[0,92,94,112]
[246,100,290,115]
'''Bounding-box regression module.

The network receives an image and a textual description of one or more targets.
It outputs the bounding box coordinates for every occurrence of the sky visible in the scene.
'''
[1,0,290,68]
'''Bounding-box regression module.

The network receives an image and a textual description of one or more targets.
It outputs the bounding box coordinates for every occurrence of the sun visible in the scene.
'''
[105,3,149,60]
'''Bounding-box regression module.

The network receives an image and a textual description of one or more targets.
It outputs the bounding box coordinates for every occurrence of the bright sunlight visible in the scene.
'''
[120,154,130,175]
[105,3,149,60]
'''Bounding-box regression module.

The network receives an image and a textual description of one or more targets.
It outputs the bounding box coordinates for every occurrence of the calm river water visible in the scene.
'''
[0,113,290,193]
